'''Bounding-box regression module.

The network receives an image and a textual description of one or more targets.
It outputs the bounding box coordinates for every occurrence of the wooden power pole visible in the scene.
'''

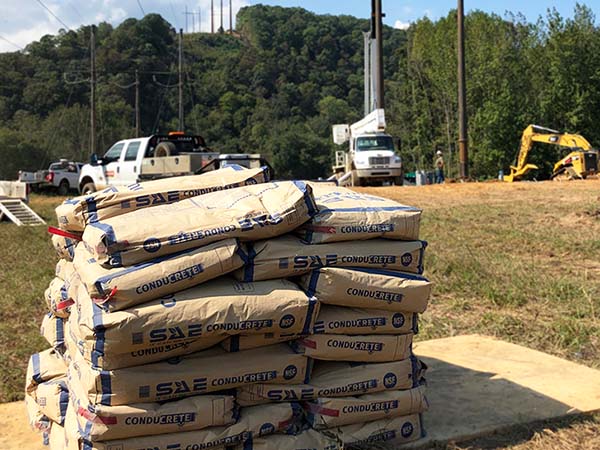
[178,29,184,131]
[457,0,469,179]
[90,25,96,157]
[229,0,233,33]
[135,70,141,137]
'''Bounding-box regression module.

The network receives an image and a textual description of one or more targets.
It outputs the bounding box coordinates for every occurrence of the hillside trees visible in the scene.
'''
[0,4,598,180]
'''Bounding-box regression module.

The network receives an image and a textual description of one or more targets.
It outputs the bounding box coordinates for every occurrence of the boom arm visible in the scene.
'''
[505,125,593,182]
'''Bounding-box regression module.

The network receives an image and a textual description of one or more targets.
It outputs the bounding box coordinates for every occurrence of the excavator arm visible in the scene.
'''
[505,125,593,182]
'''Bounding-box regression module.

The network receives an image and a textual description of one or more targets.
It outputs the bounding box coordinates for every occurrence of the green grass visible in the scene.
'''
[0,195,63,402]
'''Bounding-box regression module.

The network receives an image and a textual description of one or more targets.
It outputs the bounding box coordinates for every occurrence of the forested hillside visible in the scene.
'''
[0,4,599,180]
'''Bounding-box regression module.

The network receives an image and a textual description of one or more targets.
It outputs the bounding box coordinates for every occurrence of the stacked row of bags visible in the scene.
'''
[25,164,432,450]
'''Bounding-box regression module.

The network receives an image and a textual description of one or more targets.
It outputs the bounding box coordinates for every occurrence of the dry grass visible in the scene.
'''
[357,180,600,449]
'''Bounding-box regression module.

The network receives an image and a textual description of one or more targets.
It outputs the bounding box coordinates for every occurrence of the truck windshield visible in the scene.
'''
[356,136,395,152]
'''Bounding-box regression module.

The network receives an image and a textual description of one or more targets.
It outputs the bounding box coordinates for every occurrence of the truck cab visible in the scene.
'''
[78,133,216,194]
[332,109,403,186]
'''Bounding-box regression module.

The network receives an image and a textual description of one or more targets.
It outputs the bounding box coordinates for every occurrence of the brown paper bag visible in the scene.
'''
[70,344,309,406]
[305,384,427,429]
[237,357,425,406]
[328,413,424,447]
[297,183,421,243]
[81,181,316,267]
[314,305,417,335]
[292,333,413,362]
[300,267,431,313]
[236,236,426,282]
[56,166,270,232]
[85,403,297,450]
[71,277,318,369]
[73,239,243,310]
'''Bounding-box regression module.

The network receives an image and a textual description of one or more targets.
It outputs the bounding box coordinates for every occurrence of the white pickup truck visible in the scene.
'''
[78,133,272,194]
[19,160,83,195]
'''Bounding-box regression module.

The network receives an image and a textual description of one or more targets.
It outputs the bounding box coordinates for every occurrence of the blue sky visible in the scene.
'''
[0,1,597,52]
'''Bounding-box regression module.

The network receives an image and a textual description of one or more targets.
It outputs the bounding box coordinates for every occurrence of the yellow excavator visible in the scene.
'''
[505,124,599,182]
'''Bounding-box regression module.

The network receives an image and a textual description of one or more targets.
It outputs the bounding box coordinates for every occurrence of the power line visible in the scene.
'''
[34,0,72,31]
[0,34,23,50]
[136,0,146,16]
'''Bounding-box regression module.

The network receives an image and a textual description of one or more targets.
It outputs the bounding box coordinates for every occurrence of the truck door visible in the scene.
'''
[101,142,126,188]
[119,140,142,185]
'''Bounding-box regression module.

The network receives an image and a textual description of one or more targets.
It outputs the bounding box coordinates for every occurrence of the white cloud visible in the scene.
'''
[0,0,250,53]
[394,19,410,30]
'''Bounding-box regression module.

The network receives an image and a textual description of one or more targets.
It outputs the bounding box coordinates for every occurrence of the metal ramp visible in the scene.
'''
[0,198,46,226]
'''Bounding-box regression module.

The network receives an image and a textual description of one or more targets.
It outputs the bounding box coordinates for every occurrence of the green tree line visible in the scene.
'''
[0,4,598,180]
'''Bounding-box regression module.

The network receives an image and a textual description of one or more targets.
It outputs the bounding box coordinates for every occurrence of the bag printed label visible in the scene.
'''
[314,305,417,335]
[81,180,316,267]
[293,333,413,362]
[235,236,426,282]
[25,393,50,432]
[236,357,424,407]
[332,413,424,447]
[86,403,297,450]
[305,385,427,429]
[56,166,270,232]
[297,183,421,244]
[74,239,243,311]
[72,277,318,369]
[35,376,69,426]
[70,344,309,406]
[300,267,431,313]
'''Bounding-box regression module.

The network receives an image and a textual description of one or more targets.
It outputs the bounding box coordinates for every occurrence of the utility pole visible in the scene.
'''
[363,31,371,116]
[184,5,188,32]
[220,0,223,32]
[229,0,232,32]
[457,0,469,179]
[90,25,96,157]
[135,70,141,137]
[197,10,201,33]
[211,0,214,33]
[192,10,195,32]
[178,29,184,131]
[374,0,384,109]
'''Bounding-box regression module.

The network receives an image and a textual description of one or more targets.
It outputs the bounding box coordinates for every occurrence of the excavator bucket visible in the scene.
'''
[504,163,538,182]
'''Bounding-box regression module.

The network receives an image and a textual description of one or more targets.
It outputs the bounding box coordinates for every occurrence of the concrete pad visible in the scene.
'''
[407,334,600,448]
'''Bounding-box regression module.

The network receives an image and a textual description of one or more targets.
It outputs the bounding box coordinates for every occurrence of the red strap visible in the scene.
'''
[56,299,75,311]
[303,402,340,417]
[78,406,118,425]
[92,287,118,305]
[299,338,317,349]
[304,225,337,234]
[48,226,82,241]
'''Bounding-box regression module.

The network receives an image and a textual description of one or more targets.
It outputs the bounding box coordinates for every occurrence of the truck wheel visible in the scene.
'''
[393,176,404,186]
[351,171,361,187]
[81,182,96,195]
[155,142,176,157]
[58,180,70,196]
